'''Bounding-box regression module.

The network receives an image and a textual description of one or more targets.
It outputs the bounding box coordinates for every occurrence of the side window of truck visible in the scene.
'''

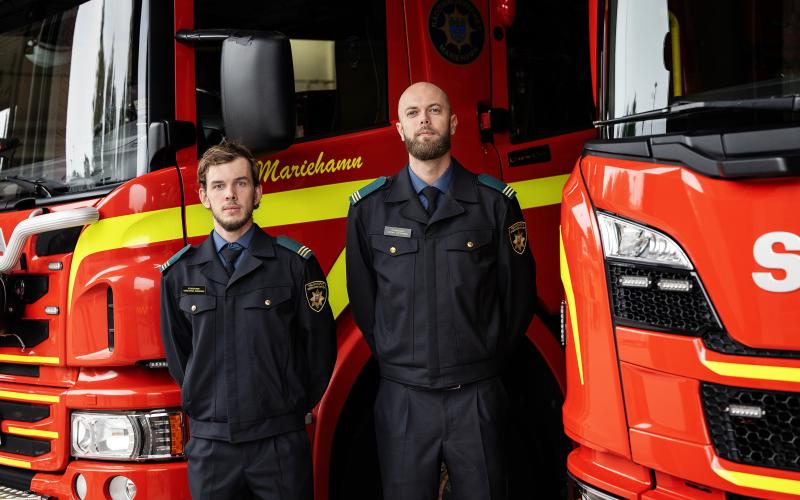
[193,0,388,154]
[505,0,595,142]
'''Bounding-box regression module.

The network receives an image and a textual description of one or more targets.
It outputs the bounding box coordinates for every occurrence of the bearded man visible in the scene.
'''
[160,141,336,499]
[346,82,537,500]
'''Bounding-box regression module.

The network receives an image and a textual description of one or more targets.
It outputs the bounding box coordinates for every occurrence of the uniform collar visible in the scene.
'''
[407,163,454,194]
[189,225,276,265]
[386,158,477,204]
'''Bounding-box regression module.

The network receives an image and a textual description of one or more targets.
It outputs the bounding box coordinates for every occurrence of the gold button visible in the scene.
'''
[191,305,197,312]
[389,246,397,254]
[265,299,272,306]
[467,241,474,248]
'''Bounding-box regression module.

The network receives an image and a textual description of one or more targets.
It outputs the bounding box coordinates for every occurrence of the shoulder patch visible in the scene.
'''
[276,235,313,260]
[159,244,192,274]
[349,176,387,205]
[477,173,516,199]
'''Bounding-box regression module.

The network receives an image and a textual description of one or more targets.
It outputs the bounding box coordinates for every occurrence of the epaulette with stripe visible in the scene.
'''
[477,173,516,199]
[159,244,192,274]
[349,176,387,205]
[276,235,313,260]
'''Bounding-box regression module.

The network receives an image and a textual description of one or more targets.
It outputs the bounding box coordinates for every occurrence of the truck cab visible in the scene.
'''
[0,0,593,497]
[561,1,800,498]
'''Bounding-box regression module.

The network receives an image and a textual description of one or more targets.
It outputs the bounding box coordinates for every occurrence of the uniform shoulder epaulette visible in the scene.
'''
[276,235,313,260]
[477,173,516,199]
[349,176,387,205]
[159,244,192,274]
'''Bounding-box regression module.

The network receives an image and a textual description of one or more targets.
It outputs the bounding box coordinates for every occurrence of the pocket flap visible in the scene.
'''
[371,235,419,256]
[241,286,292,309]
[445,229,493,251]
[179,295,216,314]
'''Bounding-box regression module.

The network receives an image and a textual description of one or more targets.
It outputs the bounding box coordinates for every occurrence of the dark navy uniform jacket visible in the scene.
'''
[346,160,536,389]
[160,227,337,443]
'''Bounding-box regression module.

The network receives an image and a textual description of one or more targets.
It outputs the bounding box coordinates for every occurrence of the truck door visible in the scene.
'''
[487,0,596,317]
[186,0,409,277]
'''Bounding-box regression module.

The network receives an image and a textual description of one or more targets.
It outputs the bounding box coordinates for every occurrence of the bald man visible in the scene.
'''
[345,82,537,499]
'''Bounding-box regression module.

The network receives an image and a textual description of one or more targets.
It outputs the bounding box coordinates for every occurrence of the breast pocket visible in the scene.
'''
[370,235,419,360]
[444,229,496,363]
[179,295,216,331]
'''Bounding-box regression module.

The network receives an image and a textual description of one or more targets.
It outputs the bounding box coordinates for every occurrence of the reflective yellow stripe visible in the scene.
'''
[560,229,585,385]
[702,359,800,383]
[0,354,59,365]
[713,464,800,496]
[511,174,570,210]
[6,426,58,439]
[326,250,348,319]
[69,207,184,309]
[0,456,31,469]
[186,179,371,238]
[0,390,58,403]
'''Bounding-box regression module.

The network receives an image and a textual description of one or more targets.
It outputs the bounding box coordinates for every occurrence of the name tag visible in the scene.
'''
[182,286,207,295]
[384,226,412,238]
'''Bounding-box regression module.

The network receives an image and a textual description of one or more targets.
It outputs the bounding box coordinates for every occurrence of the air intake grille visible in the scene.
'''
[607,263,719,334]
[701,383,800,472]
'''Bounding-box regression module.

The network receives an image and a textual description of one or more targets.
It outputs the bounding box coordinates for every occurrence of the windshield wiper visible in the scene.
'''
[594,95,800,127]
[0,175,68,198]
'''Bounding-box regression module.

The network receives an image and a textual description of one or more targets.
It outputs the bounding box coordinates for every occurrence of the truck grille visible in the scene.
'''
[701,382,800,472]
[703,330,800,360]
[607,263,720,334]
[0,386,66,472]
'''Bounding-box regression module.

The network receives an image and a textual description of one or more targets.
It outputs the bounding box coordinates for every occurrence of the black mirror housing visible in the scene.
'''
[221,32,295,156]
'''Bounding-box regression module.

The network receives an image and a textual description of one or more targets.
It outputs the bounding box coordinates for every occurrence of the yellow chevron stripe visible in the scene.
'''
[559,229,585,385]
[0,456,31,469]
[713,464,800,496]
[6,426,58,439]
[67,174,568,322]
[0,390,59,403]
[326,250,348,319]
[702,359,800,383]
[0,354,59,365]
[511,174,569,210]
[69,207,184,310]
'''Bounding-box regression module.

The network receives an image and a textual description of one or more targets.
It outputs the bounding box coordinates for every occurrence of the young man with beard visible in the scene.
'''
[160,141,336,499]
[346,82,537,499]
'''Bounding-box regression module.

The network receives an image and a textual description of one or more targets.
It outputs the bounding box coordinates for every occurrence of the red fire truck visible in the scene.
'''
[0,0,595,498]
[561,1,800,499]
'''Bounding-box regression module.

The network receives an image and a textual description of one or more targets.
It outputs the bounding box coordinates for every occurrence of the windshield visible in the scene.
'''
[604,0,800,137]
[0,0,145,199]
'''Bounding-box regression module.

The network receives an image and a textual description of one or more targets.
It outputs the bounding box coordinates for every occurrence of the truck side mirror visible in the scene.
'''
[221,32,295,156]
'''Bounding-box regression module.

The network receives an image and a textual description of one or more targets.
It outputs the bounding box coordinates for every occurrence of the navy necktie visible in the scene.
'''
[220,243,243,276]
[421,186,441,217]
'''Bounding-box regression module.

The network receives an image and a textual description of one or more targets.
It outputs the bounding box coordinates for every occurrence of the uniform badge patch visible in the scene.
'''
[508,221,528,255]
[182,286,207,295]
[305,281,328,312]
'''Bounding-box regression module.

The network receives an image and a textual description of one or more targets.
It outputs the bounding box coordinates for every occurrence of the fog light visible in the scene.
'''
[75,474,87,500]
[618,275,650,288]
[109,476,136,500]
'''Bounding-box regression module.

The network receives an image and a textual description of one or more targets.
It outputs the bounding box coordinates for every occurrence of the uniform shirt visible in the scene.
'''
[212,224,256,270]
[407,164,454,212]
[160,227,337,443]
[346,159,536,389]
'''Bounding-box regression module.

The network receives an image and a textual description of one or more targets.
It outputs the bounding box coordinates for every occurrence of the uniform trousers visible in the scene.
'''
[374,377,509,500]
[186,429,312,500]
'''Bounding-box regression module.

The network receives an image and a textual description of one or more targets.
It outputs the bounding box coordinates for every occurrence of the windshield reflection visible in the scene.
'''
[0,0,145,199]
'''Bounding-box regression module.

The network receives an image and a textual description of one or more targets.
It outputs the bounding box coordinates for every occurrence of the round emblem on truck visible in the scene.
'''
[428,0,485,65]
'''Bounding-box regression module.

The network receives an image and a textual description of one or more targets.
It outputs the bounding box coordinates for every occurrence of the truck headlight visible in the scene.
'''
[597,212,692,269]
[71,409,185,461]
[596,212,722,335]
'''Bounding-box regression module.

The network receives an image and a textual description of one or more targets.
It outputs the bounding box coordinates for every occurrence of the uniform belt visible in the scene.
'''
[403,383,463,392]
